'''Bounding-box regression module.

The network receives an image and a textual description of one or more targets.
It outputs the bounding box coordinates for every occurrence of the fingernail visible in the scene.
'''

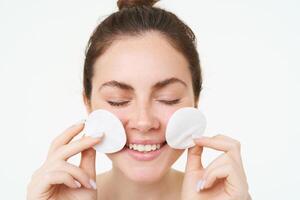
[97,132,104,138]
[90,132,105,139]
[201,180,206,190]
[196,179,205,192]
[76,119,86,125]
[192,134,203,140]
[89,179,97,190]
[74,180,81,188]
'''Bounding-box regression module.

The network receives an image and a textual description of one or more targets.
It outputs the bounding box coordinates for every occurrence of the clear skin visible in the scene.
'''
[27,31,251,200]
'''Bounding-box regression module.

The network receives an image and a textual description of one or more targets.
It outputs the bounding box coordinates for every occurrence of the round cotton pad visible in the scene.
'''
[83,109,126,153]
[166,107,206,149]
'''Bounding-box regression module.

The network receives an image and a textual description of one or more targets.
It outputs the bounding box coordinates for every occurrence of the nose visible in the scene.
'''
[127,105,160,133]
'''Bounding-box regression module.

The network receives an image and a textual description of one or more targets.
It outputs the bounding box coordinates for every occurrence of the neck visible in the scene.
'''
[103,167,182,200]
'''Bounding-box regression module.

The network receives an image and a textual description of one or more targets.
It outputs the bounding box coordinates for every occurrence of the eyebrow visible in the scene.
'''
[98,77,187,92]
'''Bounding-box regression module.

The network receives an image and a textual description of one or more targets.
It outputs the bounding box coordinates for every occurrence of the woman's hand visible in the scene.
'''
[27,121,103,200]
[181,134,251,200]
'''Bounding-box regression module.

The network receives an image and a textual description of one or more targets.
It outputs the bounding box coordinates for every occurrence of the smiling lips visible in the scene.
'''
[123,140,167,161]
[126,140,166,152]
[128,143,162,152]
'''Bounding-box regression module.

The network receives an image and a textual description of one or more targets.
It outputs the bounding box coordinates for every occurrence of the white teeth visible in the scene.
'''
[137,144,144,151]
[145,144,151,151]
[128,143,163,152]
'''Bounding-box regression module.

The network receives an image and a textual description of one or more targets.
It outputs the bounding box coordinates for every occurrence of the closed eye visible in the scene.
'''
[158,99,181,105]
[107,99,181,107]
[107,100,130,107]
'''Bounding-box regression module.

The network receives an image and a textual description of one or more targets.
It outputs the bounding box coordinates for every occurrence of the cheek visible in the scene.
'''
[108,109,129,123]
[155,106,179,126]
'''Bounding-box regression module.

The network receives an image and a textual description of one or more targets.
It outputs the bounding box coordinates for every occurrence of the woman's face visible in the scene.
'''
[85,31,196,183]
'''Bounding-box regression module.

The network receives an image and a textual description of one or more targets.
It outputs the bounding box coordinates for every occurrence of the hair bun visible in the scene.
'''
[117,0,159,10]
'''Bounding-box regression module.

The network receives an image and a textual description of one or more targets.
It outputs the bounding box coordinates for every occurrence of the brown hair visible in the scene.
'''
[83,0,202,105]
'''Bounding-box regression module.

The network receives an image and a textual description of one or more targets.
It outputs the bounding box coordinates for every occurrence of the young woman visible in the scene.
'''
[27,0,251,199]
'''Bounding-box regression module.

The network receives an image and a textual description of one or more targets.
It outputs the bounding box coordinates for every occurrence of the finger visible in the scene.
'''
[40,171,80,191]
[202,164,240,191]
[204,151,246,178]
[195,153,239,192]
[193,134,241,152]
[79,133,102,190]
[202,153,235,180]
[185,144,204,172]
[49,161,94,189]
[193,134,242,163]
[196,146,247,192]
[48,121,85,156]
[80,147,97,179]
[53,135,103,161]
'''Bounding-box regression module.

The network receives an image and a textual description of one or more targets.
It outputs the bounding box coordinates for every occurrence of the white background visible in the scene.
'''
[0,0,299,199]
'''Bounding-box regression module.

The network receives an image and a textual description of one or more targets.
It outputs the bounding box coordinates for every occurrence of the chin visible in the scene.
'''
[124,164,169,184]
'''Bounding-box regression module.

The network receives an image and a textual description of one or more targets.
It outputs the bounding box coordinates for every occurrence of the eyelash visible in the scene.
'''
[160,99,181,105]
[107,99,181,107]
[107,101,130,107]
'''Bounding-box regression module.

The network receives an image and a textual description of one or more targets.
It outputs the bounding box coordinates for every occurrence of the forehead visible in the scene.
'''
[92,31,192,89]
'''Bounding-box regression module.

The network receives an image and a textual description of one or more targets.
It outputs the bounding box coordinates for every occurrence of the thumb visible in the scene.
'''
[185,141,204,172]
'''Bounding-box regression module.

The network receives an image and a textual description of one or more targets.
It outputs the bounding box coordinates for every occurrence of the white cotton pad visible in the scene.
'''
[166,107,206,149]
[83,109,126,153]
